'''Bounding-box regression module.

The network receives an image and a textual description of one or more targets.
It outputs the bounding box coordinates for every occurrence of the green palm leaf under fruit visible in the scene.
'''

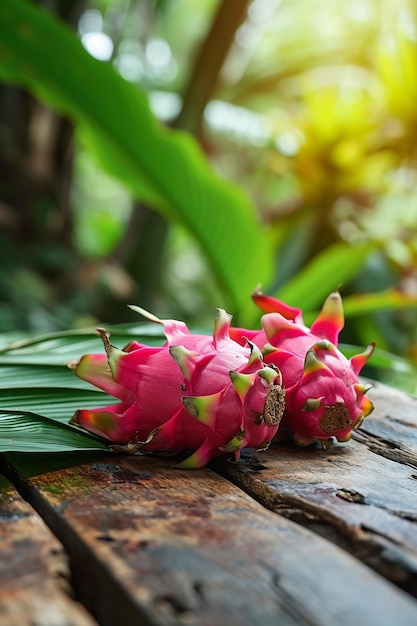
[0,411,108,453]
[0,303,415,454]
[0,324,166,453]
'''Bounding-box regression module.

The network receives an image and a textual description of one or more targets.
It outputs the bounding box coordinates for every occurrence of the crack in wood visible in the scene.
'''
[352,434,417,470]
[0,461,97,625]
[336,488,366,504]
[335,489,417,523]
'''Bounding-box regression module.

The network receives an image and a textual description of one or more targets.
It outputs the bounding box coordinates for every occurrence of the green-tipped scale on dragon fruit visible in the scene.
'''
[230,291,375,447]
[68,308,285,468]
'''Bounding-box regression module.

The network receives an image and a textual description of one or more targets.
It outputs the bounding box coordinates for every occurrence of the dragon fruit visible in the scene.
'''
[69,307,285,468]
[230,291,375,447]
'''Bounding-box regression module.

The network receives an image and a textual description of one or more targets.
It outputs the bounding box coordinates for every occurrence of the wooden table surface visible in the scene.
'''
[1,379,417,626]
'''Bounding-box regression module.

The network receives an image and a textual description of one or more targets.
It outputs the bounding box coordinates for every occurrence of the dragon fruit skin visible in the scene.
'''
[230,291,375,447]
[69,308,285,468]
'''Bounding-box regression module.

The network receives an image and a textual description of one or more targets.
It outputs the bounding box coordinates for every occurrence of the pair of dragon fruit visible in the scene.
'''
[69,291,374,468]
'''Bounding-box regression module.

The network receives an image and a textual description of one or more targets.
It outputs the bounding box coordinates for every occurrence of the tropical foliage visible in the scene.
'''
[0,0,417,452]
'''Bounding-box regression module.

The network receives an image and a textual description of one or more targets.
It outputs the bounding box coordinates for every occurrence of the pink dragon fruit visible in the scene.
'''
[69,307,285,468]
[230,291,374,447]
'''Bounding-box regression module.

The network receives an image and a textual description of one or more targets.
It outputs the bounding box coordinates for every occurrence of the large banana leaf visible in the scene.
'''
[0,0,273,312]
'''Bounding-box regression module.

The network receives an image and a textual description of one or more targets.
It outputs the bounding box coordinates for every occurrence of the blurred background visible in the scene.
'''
[1,0,417,389]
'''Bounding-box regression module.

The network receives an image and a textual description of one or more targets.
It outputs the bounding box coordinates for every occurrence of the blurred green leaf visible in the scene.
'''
[342,290,417,318]
[274,243,375,310]
[339,343,416,376]
[303,289,417,327]
[340,342,417,394]
[0,0,273,312]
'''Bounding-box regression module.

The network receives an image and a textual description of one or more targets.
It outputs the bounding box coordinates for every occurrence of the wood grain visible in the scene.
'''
[0,477,97,626]
[2,453,417,626]
[214,381,417,596]
[354,380,417,465]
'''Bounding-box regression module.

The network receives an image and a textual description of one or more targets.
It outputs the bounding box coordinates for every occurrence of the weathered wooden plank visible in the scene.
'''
[354,380,417,466]
[0,477,97,626]
[215,382,417,596]
[2,454,417,626]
